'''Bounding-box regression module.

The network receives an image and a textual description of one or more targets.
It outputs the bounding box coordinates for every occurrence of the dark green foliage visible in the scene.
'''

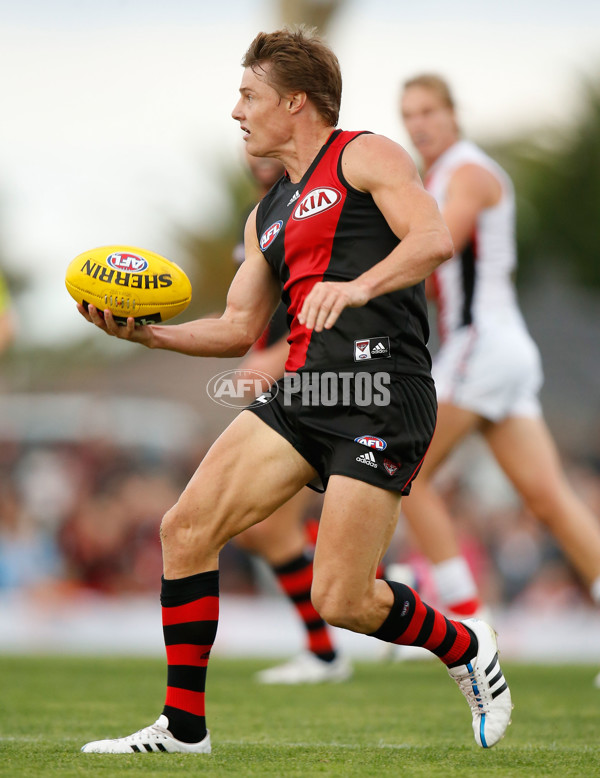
[486,75,600,288]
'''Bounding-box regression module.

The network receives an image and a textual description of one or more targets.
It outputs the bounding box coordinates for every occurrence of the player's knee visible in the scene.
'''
[311,583,358,630]
[159,503,219,556]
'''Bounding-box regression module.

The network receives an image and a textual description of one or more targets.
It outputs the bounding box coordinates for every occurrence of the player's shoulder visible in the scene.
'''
[446,143,505,203]
[341,132,417,191]
[345,131,406,157]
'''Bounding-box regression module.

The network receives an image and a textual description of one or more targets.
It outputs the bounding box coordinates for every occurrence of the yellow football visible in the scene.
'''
[65,245,192,325]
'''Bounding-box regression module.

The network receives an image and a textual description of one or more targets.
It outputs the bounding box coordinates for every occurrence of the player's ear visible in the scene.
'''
[287,91,307,115]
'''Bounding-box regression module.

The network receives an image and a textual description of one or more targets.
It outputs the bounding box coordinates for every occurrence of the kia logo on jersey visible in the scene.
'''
[293,187,341,220]
[260,220,283,251]
[355,435,387,451]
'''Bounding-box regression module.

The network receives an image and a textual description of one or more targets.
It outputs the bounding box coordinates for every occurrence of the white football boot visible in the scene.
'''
[255,652,352,685]
[81,715,211,754]
[447,619,513,748]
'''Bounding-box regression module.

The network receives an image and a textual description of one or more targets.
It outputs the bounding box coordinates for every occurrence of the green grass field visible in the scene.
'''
[1,655,599,777]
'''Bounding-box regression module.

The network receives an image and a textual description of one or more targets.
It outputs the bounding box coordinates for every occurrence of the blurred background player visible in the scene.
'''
[230,149,351,684]
[397,74,600,633]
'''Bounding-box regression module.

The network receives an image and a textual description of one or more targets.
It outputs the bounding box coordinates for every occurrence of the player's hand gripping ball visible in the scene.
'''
[65,245,192,325]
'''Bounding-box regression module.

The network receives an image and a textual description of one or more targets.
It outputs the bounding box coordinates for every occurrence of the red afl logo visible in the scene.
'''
[293,187,341,220]
[354,435,387,451]
[260,221,283,251]
[106,252,149,273]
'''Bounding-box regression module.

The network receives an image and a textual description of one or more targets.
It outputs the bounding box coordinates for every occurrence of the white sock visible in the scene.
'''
[590,575,600,605]
[432,556,478,608]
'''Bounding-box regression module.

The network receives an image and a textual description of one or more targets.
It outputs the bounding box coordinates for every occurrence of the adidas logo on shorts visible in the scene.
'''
[356,450,377,468]
[372,342,387,354]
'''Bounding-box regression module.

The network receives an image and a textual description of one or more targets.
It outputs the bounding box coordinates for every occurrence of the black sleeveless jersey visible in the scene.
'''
[256,129,432,375]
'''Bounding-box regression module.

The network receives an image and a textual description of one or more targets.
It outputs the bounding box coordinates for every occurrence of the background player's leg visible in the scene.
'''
[235,490,350,683]
[485,414,600,590]
[401,403,484,616]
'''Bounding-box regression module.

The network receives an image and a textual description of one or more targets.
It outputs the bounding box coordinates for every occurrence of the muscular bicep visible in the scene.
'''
[222,207,281,343]
[343,134,449,242]
[443,164,502,253]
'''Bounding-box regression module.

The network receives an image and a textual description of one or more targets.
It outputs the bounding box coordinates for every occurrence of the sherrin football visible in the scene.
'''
[65,245,192,325]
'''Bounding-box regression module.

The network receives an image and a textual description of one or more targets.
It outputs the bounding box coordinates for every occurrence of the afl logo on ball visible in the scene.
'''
[355,435,387,451]
[106,251,149,273]
[293,187,341,220]
[260,221,283,251]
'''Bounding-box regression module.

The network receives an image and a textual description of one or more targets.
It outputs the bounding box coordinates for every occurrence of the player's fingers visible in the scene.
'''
[323,298,346,330]
[87,304,108,330]
[76,303,92,322]
[298,287,322,329]
[312,300,333,332]
[103,309,121,336]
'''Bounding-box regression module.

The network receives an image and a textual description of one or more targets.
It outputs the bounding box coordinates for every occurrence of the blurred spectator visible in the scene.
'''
[0,480,62,590]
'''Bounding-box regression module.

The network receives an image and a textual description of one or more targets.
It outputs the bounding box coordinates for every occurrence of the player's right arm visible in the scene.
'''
[80,207,281,358]
[441,163,502,252]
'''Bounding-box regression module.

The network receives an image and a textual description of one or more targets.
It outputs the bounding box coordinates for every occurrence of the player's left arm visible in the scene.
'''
[298,133,453,332]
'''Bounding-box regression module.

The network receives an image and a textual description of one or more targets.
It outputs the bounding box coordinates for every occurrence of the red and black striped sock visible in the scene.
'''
[370,580,477,667]
[272,553,336,663]
[160,570,219,743]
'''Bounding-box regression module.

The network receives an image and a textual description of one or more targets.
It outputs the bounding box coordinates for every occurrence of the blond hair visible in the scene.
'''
[402,73,456,110]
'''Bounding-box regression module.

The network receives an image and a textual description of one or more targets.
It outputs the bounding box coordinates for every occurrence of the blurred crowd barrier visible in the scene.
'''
[1,393,600,616]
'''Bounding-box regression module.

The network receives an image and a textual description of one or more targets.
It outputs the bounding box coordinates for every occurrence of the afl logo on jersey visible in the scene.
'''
[293,187,341,220]
[260,220,283,251]
[106,251,149,273]
[355,435,387,451]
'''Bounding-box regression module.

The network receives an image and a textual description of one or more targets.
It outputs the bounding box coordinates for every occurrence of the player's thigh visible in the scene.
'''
[174,410,317,545]
[483,414,567,506]
[312,475,401,604]
[233,488,313,562]
[417,401,482,479]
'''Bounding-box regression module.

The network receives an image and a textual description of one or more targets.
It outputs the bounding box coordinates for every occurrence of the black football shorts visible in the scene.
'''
[246,371,436,494]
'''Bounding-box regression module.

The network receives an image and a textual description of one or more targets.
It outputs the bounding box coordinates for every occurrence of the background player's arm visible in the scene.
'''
[441,163,502,253]
[80,207,281,358]
[239,335,289,380]
[298,134,453,332]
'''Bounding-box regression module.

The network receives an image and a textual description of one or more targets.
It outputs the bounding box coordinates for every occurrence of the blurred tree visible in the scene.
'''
[176,162,257,319]
[278,0,345,29]
[486,76,600,288]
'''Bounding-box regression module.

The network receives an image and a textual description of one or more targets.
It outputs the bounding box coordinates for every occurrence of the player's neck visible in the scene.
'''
[282,125,335,183]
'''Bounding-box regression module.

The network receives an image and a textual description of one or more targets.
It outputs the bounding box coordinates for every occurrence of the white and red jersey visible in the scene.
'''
[425,140,525,341]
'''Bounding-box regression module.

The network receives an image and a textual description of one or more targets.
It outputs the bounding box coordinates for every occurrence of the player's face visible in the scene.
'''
[232,65,292,159]
[401,86,458,167]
